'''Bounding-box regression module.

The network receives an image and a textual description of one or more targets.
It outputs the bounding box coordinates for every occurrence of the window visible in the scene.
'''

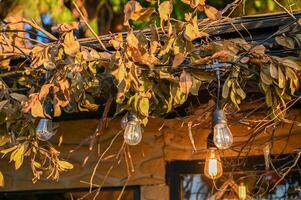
[167,155,301,200]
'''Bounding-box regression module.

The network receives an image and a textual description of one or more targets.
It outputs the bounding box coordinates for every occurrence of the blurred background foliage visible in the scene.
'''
[0,0,301,36]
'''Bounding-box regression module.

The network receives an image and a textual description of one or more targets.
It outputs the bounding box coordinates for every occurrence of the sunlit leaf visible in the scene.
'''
[0,171,4,187]
[204,5,222,21]
[63,31,80,56]
[180,70,193,94]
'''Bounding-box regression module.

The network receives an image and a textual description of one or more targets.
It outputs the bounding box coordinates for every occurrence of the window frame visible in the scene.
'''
[166,154,301,200]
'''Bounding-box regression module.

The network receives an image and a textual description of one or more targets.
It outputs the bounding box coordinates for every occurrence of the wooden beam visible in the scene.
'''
[1,109,301,191]
[79,11,301,50]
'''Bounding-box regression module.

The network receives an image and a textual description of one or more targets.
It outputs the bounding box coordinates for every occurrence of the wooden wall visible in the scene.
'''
[1,108,301,199]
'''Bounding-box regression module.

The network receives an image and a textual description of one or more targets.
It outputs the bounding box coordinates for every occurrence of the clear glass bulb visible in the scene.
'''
[124,120,142,145]
[204,148,223,179]
[36,119,54,141]
[263,143,271,171]
[213,123,233,149]
[120,113,128,129]
[238,182,247,200]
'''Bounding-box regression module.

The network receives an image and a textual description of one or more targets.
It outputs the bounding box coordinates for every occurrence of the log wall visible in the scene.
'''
[1,108,301,199]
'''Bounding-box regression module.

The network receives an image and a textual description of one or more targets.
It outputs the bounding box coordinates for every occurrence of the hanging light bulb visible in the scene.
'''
[238,181,247,200]
[213,109,233,149]
[36,118,54,141]
[263,143,271,171]
[120,113,129,129]
[36,99,55,141]
[204,148,223,179]
[123,113,142,145]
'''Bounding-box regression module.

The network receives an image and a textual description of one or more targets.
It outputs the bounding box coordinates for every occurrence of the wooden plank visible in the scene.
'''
[163,110,301,161]
[79,11,301,50]
[141,185,169,200]
[0,118,166,191]
[1,109,301,191]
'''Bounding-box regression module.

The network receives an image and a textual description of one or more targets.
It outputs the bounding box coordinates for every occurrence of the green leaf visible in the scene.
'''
[222,78,232,99]
[235,81,246,100]
[190,77,202,96]
[265,87,273,107]
[138,97,149,117]
[230,90,239,109]
[88,18,99,35]
[278,67,286,89]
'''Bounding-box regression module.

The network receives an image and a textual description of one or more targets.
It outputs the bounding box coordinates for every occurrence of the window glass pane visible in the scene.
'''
[180,170,301,200]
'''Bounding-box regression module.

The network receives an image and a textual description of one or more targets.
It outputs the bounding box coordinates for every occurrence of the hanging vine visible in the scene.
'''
[0,0,301,184]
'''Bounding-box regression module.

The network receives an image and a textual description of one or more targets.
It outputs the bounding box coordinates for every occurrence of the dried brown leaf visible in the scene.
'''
[172,53,186,68]
[180,70,193,94]
[63,31,80,56]
[204,5,222,21]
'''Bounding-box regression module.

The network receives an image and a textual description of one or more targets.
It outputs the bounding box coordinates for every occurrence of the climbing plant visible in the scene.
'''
[0,0,301,185]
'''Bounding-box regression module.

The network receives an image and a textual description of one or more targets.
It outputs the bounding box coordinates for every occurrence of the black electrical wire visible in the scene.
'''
[216,69,221,110]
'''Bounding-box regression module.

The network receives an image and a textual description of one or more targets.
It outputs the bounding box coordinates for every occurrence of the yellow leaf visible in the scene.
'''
[0,135,10,147]
[181,0,205,8]
[123,0,154,26]
[1,146,18,157]
[204,5,222,21]
[184,16,208,41]
[38,84,53,101]
[278,67,286,89]
[63,31,80,56]
[180,70,193,94]
[141,117,148,126]
[0,171,4,187]
[190,77,202,96]
[159,37,175,56]
[58,160,73,170]
[58,135,63,147]
[33,161,41,168]
[109,33,123,50]
[138,97,149,117]
[159,1,173,27]
[126,30,139,49]
[12,144,25,170]
[172,53,186,68]
[31,99,44,118]
[222,78,231,98]
[54,101,62,117]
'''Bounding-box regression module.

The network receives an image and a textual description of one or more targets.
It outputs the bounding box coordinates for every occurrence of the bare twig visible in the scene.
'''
[89,130,122,192]
[72,1,108,51]
[269,151,301,192]
[273,0,296,20]
[21,19,57,41]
